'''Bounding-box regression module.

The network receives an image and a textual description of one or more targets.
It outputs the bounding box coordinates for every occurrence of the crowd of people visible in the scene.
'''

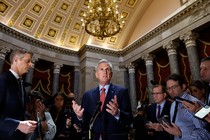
[1,49,210,140]
[133,57,210,140]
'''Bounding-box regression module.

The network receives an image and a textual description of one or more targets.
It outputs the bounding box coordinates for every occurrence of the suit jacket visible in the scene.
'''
[146,99,171,140]
[0,71,26,140]
[78,83,133,140]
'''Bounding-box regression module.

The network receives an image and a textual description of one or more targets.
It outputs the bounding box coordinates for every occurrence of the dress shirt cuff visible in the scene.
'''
[114,109,120,120]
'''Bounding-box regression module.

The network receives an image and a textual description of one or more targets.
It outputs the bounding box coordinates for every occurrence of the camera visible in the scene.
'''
[28,90,52,106]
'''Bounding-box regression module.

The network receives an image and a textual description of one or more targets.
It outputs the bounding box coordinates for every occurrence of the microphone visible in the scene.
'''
[89,101,102,130]
[174,96,194,105]
[89,101,102,140]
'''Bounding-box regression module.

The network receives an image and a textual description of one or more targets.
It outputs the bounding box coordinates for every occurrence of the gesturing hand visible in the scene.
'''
[17,120,37,134]
[106,95,119,116]
[72,100,84,119]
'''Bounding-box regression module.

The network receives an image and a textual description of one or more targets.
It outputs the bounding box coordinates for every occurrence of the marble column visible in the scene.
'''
[163,40,180,74]
[0,47,10,73]
[128,63,137,112]
[25,57,38,93]
[180,31,200,80]
[119,65,129,89]
[52,63,63,96]
[74,66,80,103]
[143,54,155,103]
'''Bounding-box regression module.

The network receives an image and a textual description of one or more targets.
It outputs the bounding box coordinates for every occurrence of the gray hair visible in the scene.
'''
[95,59,113,71]
[9,49,33,64]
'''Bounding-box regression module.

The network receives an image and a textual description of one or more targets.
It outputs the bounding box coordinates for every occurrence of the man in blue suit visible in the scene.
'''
[0,49,37,140]
[72,59,133,140]
[146,84,171,140]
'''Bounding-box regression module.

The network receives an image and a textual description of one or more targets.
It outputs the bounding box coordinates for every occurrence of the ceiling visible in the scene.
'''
[0,0,155,51]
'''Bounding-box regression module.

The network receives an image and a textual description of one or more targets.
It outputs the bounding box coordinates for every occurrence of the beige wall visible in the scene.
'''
[128,0,180,44]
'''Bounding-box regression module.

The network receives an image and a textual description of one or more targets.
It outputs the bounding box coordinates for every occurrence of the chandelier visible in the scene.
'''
[81,0,125,38]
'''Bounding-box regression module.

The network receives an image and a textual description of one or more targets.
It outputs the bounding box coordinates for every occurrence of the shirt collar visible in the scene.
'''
[9,69,20,79]
[99,84,110,93]
[157,99,166,108]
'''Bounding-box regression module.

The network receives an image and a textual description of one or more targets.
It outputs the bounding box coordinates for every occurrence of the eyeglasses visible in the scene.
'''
[152,92,163,95]
[166,85,180,91]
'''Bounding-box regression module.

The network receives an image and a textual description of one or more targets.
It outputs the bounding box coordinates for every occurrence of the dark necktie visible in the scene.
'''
[206,86,210,105]
[100,87,106,111]
[18,78,25,107]
[172,101,179,123]
[157,105,161,118]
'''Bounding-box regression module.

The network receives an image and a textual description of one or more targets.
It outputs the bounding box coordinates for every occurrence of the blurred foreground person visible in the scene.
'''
[133,102,148,140]
[26,90,56,140]
[0,50,37,140]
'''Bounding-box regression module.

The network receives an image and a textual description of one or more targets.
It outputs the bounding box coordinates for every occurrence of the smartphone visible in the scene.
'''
[195,106,210,119]
[157,115,171,125]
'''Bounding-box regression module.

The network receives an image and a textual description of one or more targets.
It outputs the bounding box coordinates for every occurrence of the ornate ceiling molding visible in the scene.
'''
[0,22,78,56]
[0,0,208,58]
[78,44,122,57]
[122,0,204,55]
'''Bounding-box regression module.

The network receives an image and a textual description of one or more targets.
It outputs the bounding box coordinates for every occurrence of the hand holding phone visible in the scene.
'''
[195,106,210,119]
[157,116,171,125]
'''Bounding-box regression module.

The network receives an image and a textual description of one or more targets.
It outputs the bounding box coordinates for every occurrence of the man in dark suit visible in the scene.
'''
[146,84,171,140]
[72,59,133,140]
[0,49,37,140]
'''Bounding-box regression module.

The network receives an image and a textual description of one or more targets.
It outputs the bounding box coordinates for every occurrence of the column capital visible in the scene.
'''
[31,57,39,68]
[142,53,155,65]
[142,53,155,61]
[119,65,127,71]
[74,66,80,72]
[180,31,199,47]
[126,62,137,69]
[163,40,179,56]
[0,47,11,53]
[163,40,179,50]
[53,63,63,74]
[127,63,137,74]
[0,47,10,60]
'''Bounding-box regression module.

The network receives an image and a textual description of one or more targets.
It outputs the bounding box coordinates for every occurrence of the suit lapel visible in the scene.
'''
[91,87,100,110]
[153,104,157,120]
[8,71,22,104]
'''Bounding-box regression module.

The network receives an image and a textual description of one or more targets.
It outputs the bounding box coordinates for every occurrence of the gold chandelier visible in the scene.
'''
[81,0,125,38]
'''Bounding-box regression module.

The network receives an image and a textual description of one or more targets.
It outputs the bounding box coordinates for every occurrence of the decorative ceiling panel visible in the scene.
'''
[0,0,149,51]
[0,1,11,17]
